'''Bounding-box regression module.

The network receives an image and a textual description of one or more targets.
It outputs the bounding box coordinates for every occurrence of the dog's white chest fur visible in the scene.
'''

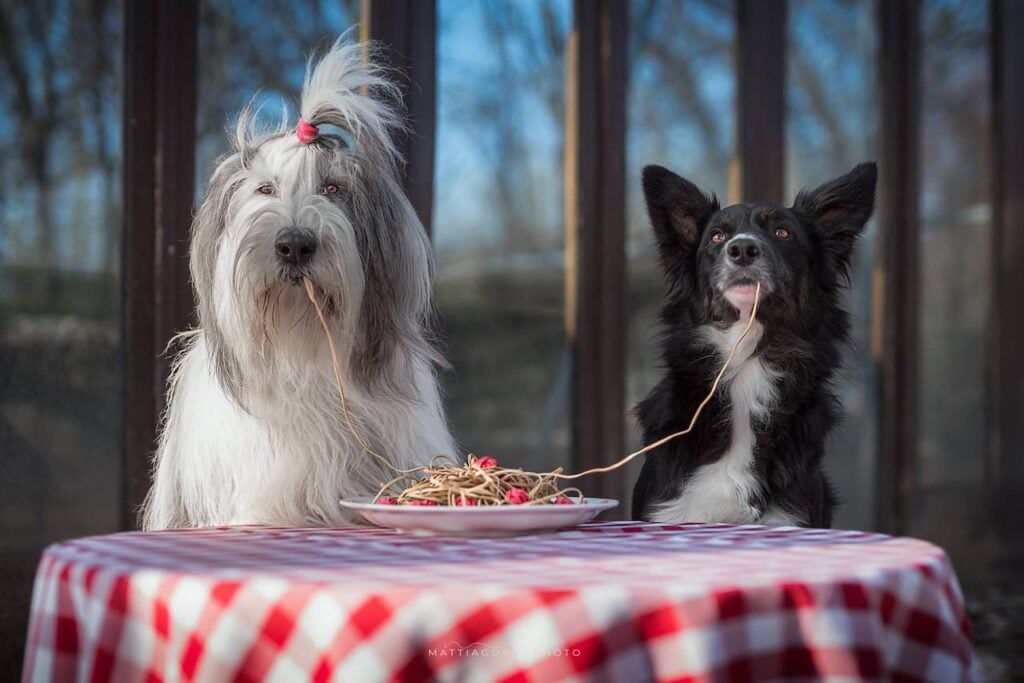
[145,333,454,529]
[650,319,779,524]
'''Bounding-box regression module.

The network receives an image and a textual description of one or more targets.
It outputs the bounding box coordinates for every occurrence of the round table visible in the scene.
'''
[22,522,972,682]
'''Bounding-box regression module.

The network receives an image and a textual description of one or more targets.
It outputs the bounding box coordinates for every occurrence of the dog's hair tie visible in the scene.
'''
[296,118,319,145]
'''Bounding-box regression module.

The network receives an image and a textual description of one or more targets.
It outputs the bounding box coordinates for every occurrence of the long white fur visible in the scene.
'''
[299,40,404,160]
[142,40,454,529]
[650,317,783,525]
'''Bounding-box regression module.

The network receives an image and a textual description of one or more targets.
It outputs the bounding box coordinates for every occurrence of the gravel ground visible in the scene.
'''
[967,584,1024,681]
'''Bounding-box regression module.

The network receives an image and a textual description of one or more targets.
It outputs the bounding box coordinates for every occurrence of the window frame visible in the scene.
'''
[119,0,1022,533]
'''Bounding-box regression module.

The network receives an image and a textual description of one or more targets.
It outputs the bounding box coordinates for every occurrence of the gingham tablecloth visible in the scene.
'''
[22,522,972,682]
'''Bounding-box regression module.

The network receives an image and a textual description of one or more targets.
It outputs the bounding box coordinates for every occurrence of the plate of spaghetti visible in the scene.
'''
[341,454,617,534]
[340,494,618,536]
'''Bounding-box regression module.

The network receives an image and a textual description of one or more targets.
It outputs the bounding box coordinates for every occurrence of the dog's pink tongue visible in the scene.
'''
[725,285,758,320]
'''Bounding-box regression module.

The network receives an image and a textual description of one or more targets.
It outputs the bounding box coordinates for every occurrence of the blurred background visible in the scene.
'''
[1,0,1021,677]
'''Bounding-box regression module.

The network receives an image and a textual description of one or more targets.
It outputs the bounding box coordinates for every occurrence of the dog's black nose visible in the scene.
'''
[275,228,317,266]
[726,237,761,266]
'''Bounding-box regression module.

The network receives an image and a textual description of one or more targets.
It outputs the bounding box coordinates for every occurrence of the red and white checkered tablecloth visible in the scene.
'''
[22,522,972,682]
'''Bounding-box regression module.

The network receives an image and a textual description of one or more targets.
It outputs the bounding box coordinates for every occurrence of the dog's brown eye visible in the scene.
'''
[257,184,274,196]
[774,227,791,240]
[710,231,726,244]
[322,183,340,196]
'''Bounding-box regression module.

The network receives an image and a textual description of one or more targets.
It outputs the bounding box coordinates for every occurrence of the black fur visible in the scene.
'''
[631,162,877,528]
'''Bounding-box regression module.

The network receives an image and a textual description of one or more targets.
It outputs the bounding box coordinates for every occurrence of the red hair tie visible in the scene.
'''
[296,118,318,145]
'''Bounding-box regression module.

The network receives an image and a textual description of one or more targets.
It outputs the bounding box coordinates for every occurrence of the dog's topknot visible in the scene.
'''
[299,36,405,166]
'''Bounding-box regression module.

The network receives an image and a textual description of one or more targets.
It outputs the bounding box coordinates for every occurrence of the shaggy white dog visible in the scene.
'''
[142,39,455,530]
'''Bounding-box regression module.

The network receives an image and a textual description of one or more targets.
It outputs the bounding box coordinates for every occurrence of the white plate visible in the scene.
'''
[339,497,619,536]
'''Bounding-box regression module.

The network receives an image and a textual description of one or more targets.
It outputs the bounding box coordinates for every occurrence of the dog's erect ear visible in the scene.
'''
[642,165,719,255]
[793,162,877,277]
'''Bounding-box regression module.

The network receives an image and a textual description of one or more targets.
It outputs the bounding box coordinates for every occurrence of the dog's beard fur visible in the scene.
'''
[142,39,455,530]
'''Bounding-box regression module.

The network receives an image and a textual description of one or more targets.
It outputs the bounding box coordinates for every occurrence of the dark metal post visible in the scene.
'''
[875,0,921,534]
[154,1,199,357]
[991,0,1024,482]
[363,0,437,235]
[122,0,158,530]
[567,0,627,502]
[736,0,786,203]
[122,0,198,529]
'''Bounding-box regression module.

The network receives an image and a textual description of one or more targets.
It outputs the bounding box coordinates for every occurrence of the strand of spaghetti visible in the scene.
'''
[303,277,427,475]
[553,281,762,480]
[307,274,760,503]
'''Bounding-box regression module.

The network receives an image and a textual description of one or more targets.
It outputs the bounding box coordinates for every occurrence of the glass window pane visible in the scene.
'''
[0,0,124,551]
[433,0,571,473]
[195,0,359,200]
[786,0,878,529]
[625,0,737,503]
[917,1,991,487]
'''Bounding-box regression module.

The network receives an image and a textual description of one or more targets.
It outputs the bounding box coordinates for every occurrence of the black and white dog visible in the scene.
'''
[631,163,876,528]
